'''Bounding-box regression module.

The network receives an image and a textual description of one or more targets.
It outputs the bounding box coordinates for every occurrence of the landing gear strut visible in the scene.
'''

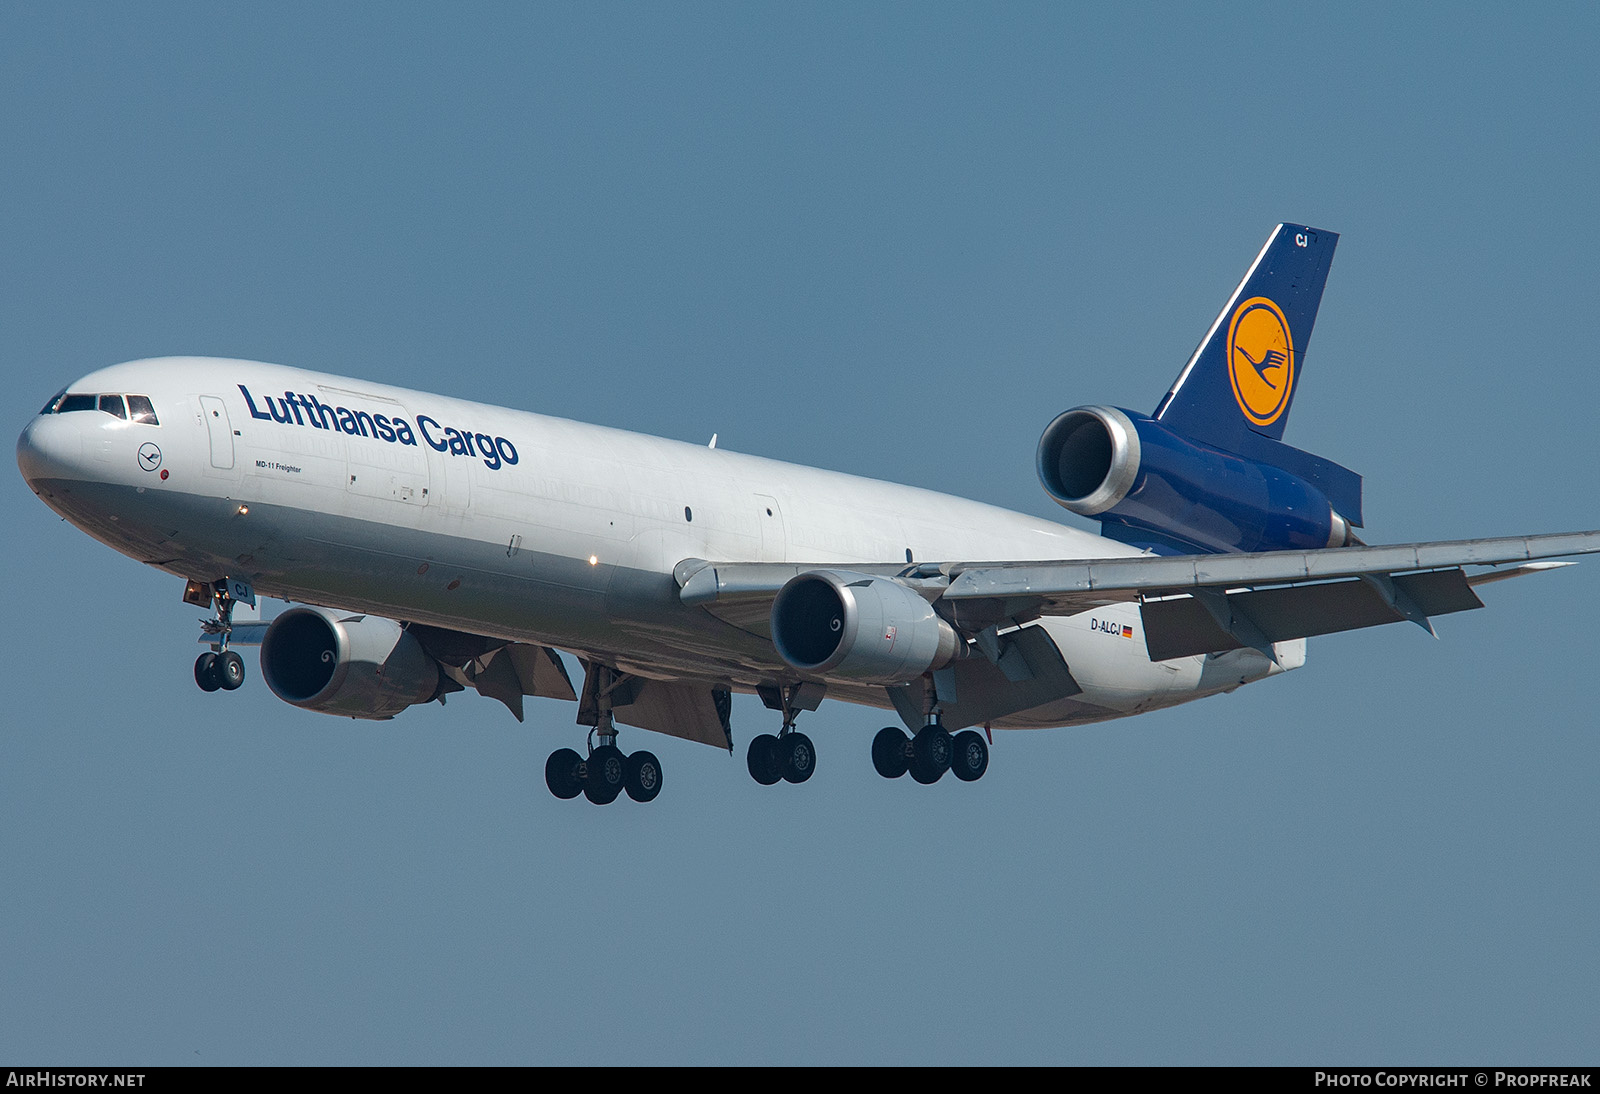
[192,578,249,693]
[747,683,816,786]
[544,664,663,805]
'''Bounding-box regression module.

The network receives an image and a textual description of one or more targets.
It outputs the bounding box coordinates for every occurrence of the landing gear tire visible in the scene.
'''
[872,727,910,779]
[747,734,782,785]
[194,652,221,692]
[776,732,815,784]
[950,730,989,782]
[910,724,952,784]
[625,750,663,803]
[584,744,627,805]
[216,650,246,691]
[545,748,584,800]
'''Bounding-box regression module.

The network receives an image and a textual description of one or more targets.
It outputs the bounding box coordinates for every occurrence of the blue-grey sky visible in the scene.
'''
[4,3,1598,1064]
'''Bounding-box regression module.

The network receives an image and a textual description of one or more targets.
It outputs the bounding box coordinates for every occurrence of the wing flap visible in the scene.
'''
[406,623,579,721]
[886,623,1082,732]
[1141,569,1484,661]
[613,679,735,751]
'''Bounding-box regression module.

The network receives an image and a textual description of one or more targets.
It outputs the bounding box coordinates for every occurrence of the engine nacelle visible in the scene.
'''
[1036,405,1354,554]
[259,606,440,719]
[770,570,960,685]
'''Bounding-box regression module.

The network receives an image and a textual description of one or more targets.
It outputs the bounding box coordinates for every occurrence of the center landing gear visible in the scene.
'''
[746,683,816,786]
[747,730,815,785]
[191,578,249,693]
[544,664,663,805]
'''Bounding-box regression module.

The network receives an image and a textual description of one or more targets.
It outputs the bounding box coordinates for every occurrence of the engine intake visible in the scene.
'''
[260,606,440,719]
[1037,404,1354,554]
[770,570,960,685]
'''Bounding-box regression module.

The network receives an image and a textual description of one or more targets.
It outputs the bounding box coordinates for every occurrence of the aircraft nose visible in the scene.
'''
[16,414,82,490]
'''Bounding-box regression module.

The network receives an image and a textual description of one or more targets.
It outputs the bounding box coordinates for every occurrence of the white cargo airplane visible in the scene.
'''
[17,224,1599,804]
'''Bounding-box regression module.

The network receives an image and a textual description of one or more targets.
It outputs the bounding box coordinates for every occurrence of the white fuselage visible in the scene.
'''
[16,357,1295,731]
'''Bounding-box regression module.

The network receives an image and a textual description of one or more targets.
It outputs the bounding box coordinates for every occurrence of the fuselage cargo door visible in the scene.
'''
[343,400,430,506]
[199,395,234,470]
[755,494,787,562]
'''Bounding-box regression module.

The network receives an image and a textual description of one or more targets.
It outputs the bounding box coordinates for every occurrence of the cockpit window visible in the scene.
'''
[126,395,159,425]
[43,391,159,424]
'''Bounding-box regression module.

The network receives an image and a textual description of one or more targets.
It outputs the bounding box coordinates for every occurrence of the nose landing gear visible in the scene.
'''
[194,649,246,692]
[190,577,252,693]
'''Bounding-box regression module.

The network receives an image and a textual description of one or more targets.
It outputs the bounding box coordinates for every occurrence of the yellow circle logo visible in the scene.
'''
[1227,296,1295,426]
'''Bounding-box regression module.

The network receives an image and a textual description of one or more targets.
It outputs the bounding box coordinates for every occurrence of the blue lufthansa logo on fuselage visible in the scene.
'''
[137,442,162,471]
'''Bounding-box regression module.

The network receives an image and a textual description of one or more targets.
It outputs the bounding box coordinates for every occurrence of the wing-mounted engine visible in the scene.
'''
[770,569,961,684]
[1037,405,1358,555]
[260,606,442,719]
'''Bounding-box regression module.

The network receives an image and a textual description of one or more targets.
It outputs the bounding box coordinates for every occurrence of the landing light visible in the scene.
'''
[589,555,599,566]
[236,505,249,516]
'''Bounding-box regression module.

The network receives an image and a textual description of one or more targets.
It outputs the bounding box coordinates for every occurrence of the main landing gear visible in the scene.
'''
[545,663,662,805]
[191,577,250,694]
[872,724,989,783]
[870,673,989,784]
[746,683,817,786]
[544,731,663,805]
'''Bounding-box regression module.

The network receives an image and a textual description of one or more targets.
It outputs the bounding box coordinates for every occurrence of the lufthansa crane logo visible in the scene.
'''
[1226,296,1295,426]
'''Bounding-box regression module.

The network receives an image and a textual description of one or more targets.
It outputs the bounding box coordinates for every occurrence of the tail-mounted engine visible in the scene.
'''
[770,570,961,685]
[1036,405,1356,554]
[260,606,441,719]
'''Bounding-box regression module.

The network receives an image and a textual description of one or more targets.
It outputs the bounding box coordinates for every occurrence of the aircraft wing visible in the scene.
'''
[678,530,1600,662]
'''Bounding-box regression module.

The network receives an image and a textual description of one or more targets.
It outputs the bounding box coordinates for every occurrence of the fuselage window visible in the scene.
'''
[40,389,66,414]
[126,395,159,425]
[56,394,96,414]
[99,394,128,419]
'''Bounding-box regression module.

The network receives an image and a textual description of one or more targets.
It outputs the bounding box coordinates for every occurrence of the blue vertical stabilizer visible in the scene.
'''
[1154,223,1337,450]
